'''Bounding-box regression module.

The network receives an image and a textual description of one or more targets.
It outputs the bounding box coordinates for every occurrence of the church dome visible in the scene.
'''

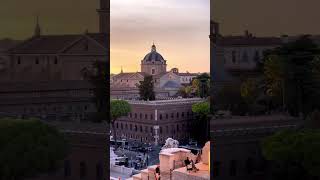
[143,44,165,62]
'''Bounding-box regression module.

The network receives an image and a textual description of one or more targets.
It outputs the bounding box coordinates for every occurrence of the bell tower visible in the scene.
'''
[97,0,109,34]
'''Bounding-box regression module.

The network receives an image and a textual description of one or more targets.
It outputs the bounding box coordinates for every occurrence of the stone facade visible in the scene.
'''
[210,115,300,180]
[0,0,108,121]
[113,98,204,145]
[111,44,199,99]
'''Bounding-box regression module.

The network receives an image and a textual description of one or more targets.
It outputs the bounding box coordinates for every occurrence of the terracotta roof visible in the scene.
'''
[9,33,107,54]
[219,36,282,47]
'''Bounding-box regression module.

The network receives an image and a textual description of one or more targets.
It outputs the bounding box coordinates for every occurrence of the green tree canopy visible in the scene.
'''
[0,118,68,180]
[192,101,210,119]
[191,101,210,146]
[110,100,131,147]
[82,60,108,122]
[138,75,155,101]
[262,129,320,180]
[262,36,320,116]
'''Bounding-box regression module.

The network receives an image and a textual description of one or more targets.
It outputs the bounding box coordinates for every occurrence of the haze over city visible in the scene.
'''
[110,0,210,74]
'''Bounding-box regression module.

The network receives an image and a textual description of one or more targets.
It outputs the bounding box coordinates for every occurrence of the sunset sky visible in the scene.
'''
[110,0,210,74]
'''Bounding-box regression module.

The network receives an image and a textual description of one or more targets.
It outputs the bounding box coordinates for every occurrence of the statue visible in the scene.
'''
[161,138,179,150]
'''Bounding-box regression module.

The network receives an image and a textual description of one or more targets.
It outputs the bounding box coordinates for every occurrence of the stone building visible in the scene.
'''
[111,44,199,99]
[0,0,108,121]
[113,98,204,145]
[210,20,302,180]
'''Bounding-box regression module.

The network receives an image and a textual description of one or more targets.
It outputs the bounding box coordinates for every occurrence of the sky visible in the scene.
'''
[213,0,320,37]
[0,0,99,40]
[110,0,210,74]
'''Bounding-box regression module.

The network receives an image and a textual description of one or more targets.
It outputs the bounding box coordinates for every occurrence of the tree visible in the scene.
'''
[195,73,210,98]
[82,60,108,122]
[261,129,320,180]
[0,118,68,180]
[138,75,155,101]
[262,36,320,116]
[110,100,131,148]
[191,101,210,145]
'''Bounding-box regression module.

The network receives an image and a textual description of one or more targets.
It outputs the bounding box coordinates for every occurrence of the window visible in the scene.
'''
[254,50,260,63]
[176,112,179,118]
[140,113,142,119]
[145,114,148,119]
[232,51,236,63]
[166,126,169,133]
[159,114,162,120]
[96,162,103,180]
[151,69,155,75]
[160,127,162,134]
[140,125,142,132]
[171,113,174,118]
[135,125,137,132]
[213,161,221,177]
[242,51,249,62]
[54,57,58,64]
[166,114,168,119]
[130,124,132,131]
[80,161,87,178]
[64,160,71,177]
[177,124,179,131]
[35,57,39,64]
[150,114,153,120]
[120,123,123,130]
[135,113,137,118]
[182,112,184,117]
[145,126,148,133]
[150,127,153,133]
[246,157,254,174]
[17,57,21,64]
[125,124,128,130]
[116,123,118,129]
[230,160,237,176]
[130,113,132,118]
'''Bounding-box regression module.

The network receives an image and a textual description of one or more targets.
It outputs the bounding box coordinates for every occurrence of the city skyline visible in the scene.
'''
[110,0,210,74]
